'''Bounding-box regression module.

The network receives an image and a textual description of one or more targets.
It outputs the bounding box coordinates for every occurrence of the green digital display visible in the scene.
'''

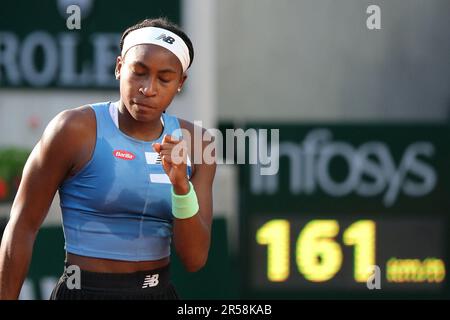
[250,217,445,291]
[239,124,450,299]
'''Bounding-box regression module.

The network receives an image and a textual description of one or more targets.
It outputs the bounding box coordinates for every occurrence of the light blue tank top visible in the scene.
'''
[59,101,191,261]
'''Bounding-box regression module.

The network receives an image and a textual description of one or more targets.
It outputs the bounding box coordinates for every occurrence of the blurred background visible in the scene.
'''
[1,0,449,299]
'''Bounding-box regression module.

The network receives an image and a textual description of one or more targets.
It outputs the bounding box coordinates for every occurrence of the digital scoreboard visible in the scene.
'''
[238,124,449,299]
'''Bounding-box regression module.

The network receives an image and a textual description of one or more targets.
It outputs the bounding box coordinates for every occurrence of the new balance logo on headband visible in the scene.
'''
[122,27,190,72]
[142,274,159,288]
[156,34,175,44]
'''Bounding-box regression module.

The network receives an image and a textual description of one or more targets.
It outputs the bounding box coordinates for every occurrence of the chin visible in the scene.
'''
[131,107,160,122]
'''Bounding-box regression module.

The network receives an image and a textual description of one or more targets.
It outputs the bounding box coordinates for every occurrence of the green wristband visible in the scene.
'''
[172,181,199,219]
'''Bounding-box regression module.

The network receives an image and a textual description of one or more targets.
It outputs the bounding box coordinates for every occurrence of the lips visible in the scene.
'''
[134,101,154,109]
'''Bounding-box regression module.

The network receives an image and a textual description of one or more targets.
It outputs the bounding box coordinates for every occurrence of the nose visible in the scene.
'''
[139,77,157,97]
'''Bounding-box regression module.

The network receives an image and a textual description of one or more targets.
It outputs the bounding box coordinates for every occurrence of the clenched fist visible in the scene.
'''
[152,134,190,195]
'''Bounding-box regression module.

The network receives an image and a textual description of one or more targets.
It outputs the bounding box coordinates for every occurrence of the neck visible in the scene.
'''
[117,101,163,141]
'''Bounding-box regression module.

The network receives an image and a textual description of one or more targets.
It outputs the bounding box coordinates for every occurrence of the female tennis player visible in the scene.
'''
[0,17,215,300]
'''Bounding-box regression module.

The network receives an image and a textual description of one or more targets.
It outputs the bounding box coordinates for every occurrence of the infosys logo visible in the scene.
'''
[251,128,437,207]
[113,150,135,160]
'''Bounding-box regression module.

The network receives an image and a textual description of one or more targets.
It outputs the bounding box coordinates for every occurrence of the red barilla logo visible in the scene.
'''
[113,150,135,160]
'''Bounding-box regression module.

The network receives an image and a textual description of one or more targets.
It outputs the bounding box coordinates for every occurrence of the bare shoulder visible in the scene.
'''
[178,118,214,142]
[45,105,95,138]
[41,105,95,149]
[178,118,200,134]
[39,105,96,172]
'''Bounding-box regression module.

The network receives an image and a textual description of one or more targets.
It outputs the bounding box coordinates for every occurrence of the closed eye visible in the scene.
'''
[131,68,146,76]
[129,62,148,76]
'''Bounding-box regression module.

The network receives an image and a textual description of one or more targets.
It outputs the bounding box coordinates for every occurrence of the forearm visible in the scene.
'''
[173,214,211,272]
[0,222,37,299]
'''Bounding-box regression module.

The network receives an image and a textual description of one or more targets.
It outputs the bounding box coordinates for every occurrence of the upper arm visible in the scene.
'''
[9,108,93,233]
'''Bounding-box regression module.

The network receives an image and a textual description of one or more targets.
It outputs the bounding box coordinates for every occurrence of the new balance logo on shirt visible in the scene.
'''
[145,152,162,165]
[142,274,159,288]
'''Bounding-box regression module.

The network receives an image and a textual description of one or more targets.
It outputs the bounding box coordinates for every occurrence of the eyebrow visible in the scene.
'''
[131,61,177,74]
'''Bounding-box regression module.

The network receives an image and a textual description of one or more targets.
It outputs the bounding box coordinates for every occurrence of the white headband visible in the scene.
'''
[121,26,191,72]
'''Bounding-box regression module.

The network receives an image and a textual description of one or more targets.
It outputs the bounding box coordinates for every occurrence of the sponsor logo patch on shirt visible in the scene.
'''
[113,150,136,160]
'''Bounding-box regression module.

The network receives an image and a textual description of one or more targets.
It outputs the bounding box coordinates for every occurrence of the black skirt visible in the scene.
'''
[49,264,179,300]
